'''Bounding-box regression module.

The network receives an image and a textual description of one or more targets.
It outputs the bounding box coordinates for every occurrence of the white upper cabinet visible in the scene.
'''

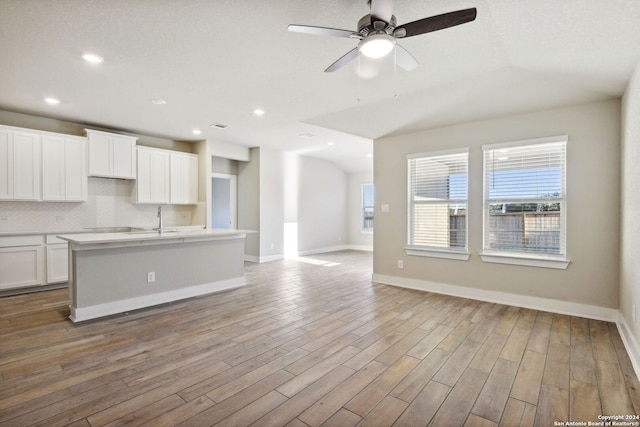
[42,134,87,201]
[0,126,41,201]
[136,146,170,204]
[0,127,13,199]
[135,147,198,205]
[170,152,198,205]
[86,129,137,179]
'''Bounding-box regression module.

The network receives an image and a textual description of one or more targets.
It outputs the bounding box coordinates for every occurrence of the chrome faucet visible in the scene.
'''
[157,205,163,233]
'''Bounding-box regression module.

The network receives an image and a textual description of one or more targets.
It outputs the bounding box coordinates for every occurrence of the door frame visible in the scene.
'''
[210,173,237,229]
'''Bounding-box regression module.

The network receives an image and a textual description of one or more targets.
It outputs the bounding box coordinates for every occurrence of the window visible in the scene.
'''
[407,149,469,259]
[361,183,374,233]
[482,136,568,268]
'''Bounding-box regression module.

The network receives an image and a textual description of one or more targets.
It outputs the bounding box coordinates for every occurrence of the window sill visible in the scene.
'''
[405,246,470,261]
[361,230,373,235]
[479,252,570,269]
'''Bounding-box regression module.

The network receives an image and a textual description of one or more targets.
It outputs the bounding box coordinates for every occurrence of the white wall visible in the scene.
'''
[620,60,640,357]
[348,171,374,250]
[297,156,348,254]
[374,100,621,315]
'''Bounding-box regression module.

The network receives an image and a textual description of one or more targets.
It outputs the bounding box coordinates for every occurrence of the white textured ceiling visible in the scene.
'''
[1,0,640,173]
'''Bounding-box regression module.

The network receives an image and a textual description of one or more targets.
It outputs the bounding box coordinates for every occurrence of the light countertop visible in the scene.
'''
[0,225,206,238]
[58,228,252,248]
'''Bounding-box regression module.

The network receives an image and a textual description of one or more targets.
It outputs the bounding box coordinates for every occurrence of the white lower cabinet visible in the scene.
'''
[0,236,45,290]
[46,235,68,284]
[0,234,71,291]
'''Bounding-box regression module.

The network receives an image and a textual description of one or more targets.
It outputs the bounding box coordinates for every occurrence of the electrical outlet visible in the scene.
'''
[397,260,404,269]
[338,235,342,241]
[56,215,65,222]
[270,243,275,250]
[147,272,155,283]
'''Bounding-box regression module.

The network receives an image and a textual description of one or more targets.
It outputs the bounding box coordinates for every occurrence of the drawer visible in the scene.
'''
[0,235,44,248]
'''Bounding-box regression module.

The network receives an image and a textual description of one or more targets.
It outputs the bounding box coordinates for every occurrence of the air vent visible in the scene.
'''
[210,123,229,129]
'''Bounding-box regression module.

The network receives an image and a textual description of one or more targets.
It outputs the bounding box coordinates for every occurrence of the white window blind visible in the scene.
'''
[408,150,468,251]
[483,137,567,256]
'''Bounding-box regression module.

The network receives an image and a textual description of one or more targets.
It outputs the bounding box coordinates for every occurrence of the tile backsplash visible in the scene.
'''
[0,178,195,232]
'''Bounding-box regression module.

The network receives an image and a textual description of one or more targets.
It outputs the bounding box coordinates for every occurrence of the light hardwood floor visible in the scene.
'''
[0,250,638,426]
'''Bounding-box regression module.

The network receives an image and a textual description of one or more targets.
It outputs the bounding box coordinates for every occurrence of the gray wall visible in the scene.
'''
[374,99,621,309]
[212,156,238,175]
[621,61,640,343]
[238,148,260,258]
[259,147,285,258]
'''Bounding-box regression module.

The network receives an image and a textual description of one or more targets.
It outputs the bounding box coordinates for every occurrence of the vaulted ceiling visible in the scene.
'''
[1,0,640,172]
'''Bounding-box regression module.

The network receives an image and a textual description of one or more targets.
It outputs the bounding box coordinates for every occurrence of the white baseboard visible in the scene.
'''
[616,313,640,380]
[70,277,246,322]
[259,254,284,263]
[297,245,349,256]
[372,274,618,322]
[347,245,373,252]
[244,254,284,263]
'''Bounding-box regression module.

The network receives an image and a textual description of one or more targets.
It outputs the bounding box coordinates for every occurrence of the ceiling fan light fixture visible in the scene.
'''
[358,34,396,59]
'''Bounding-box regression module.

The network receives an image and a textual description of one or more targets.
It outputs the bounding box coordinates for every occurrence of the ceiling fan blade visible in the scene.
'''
[288,24,357,38]
[394,8,477,38]
[370,0,395,24]
[395,45,418,71]
[324,48,359,73]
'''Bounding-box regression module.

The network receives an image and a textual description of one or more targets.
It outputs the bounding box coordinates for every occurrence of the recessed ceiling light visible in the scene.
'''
[151,99,167,105]
[253,109,265,116]
[327,141,335,146]
[192,129,202,135]
[82,53,104,64]
[44,97,60,105]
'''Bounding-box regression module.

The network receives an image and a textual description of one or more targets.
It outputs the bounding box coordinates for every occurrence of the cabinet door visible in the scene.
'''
[185,154,198,204]
[170,153,198,204]
[46,243,68,283]
[136,148,153,203]
[42,135,66,201]
[136,148,169,203]
[64,138,87,201]
[0,246,44,290]
[88,132,111,177]
[150,150,170,203]
[112,135,136,179]
[0,127,13,199]
[13,131,41,200]
[170,153,185,204]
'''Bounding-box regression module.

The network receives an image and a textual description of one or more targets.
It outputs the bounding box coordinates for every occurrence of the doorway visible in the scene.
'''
[211,173,236,229]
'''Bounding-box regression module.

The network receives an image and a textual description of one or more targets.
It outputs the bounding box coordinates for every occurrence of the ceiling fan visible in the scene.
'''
[288,0,477,73]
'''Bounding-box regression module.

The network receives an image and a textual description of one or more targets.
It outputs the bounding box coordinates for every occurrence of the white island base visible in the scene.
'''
[58,230,248,322]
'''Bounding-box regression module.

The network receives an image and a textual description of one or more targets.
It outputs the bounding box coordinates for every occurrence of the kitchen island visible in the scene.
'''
[58,229,249,322]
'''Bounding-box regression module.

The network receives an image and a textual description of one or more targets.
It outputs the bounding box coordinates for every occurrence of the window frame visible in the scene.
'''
[361,183,374,234]
[480,135,570,269]
[405,148,470,261]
